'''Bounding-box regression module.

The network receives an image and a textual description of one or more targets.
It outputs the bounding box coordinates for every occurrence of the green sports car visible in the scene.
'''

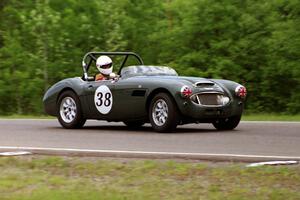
[43,52,247,132]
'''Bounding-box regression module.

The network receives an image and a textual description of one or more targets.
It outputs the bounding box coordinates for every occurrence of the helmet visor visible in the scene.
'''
[100,63,112,69]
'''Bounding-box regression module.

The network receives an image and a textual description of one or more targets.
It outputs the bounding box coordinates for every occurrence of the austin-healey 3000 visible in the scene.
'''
[43,52,247,132]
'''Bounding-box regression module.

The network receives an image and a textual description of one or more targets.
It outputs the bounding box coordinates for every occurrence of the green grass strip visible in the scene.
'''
[242,114,300,121]
[0,156,299,200]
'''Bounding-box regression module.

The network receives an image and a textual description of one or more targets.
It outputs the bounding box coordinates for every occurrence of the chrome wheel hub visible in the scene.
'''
[152,99,168,126]
[60,97,77,123]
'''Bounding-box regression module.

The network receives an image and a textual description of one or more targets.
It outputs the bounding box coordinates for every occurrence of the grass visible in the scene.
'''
[242,114,300,121]
[0,156,299,200]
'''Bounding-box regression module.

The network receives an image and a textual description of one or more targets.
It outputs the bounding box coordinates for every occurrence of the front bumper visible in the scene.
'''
[177,98,244,120]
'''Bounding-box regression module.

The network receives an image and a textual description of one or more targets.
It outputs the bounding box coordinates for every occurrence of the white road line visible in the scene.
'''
[0,146,300,161]
[0,151,32,156]
[0,118,55,121]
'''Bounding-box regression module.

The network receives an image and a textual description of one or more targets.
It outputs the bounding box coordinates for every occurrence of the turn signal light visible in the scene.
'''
[181,86,192,98]
[235,85,247,98]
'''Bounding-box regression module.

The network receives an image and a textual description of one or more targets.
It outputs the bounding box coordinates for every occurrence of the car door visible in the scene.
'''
[83,78,148,121]
[112,78,148,120]
[83,80,117,120]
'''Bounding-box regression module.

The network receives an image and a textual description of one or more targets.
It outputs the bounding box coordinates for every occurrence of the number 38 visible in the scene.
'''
[96,92,112,107]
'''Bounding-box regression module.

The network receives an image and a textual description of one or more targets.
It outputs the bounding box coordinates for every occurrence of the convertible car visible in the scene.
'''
[43,52,247,132]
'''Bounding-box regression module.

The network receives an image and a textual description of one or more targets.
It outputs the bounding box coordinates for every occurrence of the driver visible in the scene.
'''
[95,55,115,81]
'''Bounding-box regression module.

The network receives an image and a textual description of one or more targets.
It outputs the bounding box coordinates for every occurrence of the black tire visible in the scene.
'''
[212,115,241,130]
[149,93,179,133]
[123,121,145,129]
[57,90,86,129]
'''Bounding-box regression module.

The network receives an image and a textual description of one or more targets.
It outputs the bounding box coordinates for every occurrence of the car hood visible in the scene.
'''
[127,75,225,93]
[129,75,208,81]
[131,75,216,85]
[175,76,214,84]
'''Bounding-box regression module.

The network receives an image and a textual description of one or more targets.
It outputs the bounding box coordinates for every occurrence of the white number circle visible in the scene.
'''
[94,85,113,114]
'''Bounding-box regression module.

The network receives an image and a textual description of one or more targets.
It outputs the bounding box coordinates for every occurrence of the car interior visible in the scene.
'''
[81,52,144,82]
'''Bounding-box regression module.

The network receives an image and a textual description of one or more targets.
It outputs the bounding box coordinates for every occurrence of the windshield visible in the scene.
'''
[120,65,178,78]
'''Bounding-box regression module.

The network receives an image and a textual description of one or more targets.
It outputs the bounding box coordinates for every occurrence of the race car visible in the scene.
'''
[43,52,247,132]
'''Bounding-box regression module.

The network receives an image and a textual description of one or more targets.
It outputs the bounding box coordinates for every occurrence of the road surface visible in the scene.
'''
[0,119,299,161]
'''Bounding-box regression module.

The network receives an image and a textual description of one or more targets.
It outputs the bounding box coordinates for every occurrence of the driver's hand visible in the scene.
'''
[109,73,119,80]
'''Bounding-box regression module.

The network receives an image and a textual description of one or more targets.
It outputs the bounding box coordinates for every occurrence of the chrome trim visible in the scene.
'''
[196,95,201,104]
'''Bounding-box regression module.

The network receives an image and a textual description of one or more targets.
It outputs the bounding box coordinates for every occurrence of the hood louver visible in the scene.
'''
[194,81,215,87]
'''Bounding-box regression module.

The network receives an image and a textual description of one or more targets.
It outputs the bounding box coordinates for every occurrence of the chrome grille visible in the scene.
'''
[190,93,230,106]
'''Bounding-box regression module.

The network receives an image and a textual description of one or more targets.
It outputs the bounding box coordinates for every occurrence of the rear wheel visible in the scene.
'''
[57,90,86,129]
[149,93,179,132]
[212,115,241,130]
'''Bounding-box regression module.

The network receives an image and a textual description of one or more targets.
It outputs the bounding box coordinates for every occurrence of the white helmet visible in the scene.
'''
[96,56,113,75]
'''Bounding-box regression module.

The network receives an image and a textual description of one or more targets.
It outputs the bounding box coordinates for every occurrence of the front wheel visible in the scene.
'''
[57,90,86,129]
[212,115,241,130]
[149,93,179,132]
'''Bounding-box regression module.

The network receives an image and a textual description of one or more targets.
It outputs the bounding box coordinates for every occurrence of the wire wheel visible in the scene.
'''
[57,90,86,129]
[59,97,77,123]
[149,93,179,132]
[152,99,169,126]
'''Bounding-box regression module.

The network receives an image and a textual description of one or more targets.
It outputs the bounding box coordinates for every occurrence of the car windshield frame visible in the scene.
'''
[120,65,178,78]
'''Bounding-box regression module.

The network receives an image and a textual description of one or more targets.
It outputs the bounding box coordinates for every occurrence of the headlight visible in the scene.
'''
[180,86,192,98]
[235,85,247,98]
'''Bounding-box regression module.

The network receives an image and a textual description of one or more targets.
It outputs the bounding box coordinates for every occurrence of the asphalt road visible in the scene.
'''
[0,119,299,161]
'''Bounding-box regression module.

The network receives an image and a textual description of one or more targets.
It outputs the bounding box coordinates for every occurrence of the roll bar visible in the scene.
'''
[82,52,144,80]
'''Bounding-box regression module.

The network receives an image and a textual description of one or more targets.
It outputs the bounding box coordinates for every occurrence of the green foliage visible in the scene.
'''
[0,0,299,114]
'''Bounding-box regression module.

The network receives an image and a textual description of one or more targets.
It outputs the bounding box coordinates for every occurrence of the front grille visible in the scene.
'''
[190,93,230,106]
